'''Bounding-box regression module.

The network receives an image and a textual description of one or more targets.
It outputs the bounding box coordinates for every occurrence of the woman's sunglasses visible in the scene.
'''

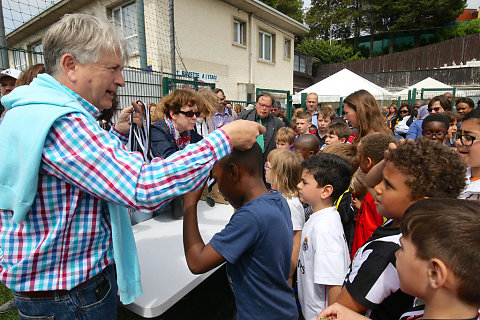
[178,110,201,117]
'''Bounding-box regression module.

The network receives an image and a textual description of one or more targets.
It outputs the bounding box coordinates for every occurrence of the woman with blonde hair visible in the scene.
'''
[265,148,304,285]
[343,90,392,143]
[194,87,217,137]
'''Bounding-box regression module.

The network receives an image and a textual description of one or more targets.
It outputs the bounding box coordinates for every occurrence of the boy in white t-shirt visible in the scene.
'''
[296,153,353,320]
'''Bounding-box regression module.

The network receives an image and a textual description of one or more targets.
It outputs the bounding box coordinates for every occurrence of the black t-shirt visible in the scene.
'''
[335,190,355,253]
[315,131,326,146]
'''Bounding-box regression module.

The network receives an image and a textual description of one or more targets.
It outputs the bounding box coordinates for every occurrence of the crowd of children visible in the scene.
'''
[180,89,480,320]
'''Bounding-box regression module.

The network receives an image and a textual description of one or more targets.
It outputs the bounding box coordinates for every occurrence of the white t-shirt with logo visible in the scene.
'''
[297,206,350,320]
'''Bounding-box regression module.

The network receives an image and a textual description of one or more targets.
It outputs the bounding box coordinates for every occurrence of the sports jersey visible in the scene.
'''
[297,206,350,320]
[345,220,415,320]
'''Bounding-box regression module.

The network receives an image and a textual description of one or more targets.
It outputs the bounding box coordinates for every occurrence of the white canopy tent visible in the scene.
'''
[293,68,395,104]
[396,77,454,99]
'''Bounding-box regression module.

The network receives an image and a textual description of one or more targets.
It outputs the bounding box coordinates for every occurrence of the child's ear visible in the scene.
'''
[320,184,334,200]
[366,157,375,171]
[229,163,240,182]
[340,137,347,143]
[427,258,448,290]
[308,150,315,157]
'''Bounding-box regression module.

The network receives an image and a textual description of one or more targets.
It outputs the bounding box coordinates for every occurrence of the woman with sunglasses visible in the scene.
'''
[150,88,213,218]
[151,88,209,159]
[393,104,414,139]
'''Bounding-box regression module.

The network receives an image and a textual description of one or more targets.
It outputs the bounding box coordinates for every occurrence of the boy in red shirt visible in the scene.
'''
[351,133,396,259]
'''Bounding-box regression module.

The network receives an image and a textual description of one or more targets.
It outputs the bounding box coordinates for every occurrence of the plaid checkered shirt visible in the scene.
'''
[0,85,231,292]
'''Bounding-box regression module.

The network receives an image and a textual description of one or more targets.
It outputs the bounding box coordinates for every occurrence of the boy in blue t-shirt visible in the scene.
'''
[182,143,298,320]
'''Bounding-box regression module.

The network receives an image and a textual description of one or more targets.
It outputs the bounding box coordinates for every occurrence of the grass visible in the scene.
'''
[0,266,235,320]
[0,282,17,319]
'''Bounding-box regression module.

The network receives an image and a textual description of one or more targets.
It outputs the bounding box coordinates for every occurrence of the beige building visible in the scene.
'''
[6,0,308,101]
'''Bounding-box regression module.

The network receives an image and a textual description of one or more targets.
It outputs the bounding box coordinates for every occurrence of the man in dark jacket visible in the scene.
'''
[239,92,285,163]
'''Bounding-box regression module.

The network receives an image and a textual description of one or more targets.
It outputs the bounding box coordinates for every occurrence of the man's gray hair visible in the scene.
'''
[43,14,128,77]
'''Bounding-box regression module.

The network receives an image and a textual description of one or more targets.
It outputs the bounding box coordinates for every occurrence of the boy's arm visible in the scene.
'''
[328,285,342,305]
[366,142,397,194]
[334,287,367,313]
[183,187,226,274]
[319,303,370,320]
[288,230,302,286]
[365,159,385,196]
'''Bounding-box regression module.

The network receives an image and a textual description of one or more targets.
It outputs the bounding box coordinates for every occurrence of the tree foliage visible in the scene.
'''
[305,0,353,40]
[305,0,467,50]
[392,0,466,46]
[262,0,304,23]
[296,38,363,64]
[392,0,465,30]
[436,19,480,41]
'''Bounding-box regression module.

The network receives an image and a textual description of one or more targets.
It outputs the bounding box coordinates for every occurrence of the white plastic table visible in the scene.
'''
[121,201,234,318]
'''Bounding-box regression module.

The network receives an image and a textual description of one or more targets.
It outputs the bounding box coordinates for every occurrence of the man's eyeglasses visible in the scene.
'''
[453,132,480,147]
[178,110,201,117]
[423,131,445,138]
[428,107,441,113]
[258,104,271,109]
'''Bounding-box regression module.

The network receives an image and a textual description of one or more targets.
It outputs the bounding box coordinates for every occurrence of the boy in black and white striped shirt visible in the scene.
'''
[334,139,467,320]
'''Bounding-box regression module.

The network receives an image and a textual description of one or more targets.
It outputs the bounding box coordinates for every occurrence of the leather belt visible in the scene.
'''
[16,266,110,299]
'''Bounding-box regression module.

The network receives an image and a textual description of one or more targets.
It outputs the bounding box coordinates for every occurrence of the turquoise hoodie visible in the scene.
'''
[0,74,142,304]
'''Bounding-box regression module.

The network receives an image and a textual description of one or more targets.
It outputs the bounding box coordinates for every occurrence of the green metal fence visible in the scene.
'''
[118,66,163,109]
[419,88,455,100]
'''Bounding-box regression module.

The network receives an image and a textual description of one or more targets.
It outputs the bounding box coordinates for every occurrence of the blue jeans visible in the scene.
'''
[13,264,118,320]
